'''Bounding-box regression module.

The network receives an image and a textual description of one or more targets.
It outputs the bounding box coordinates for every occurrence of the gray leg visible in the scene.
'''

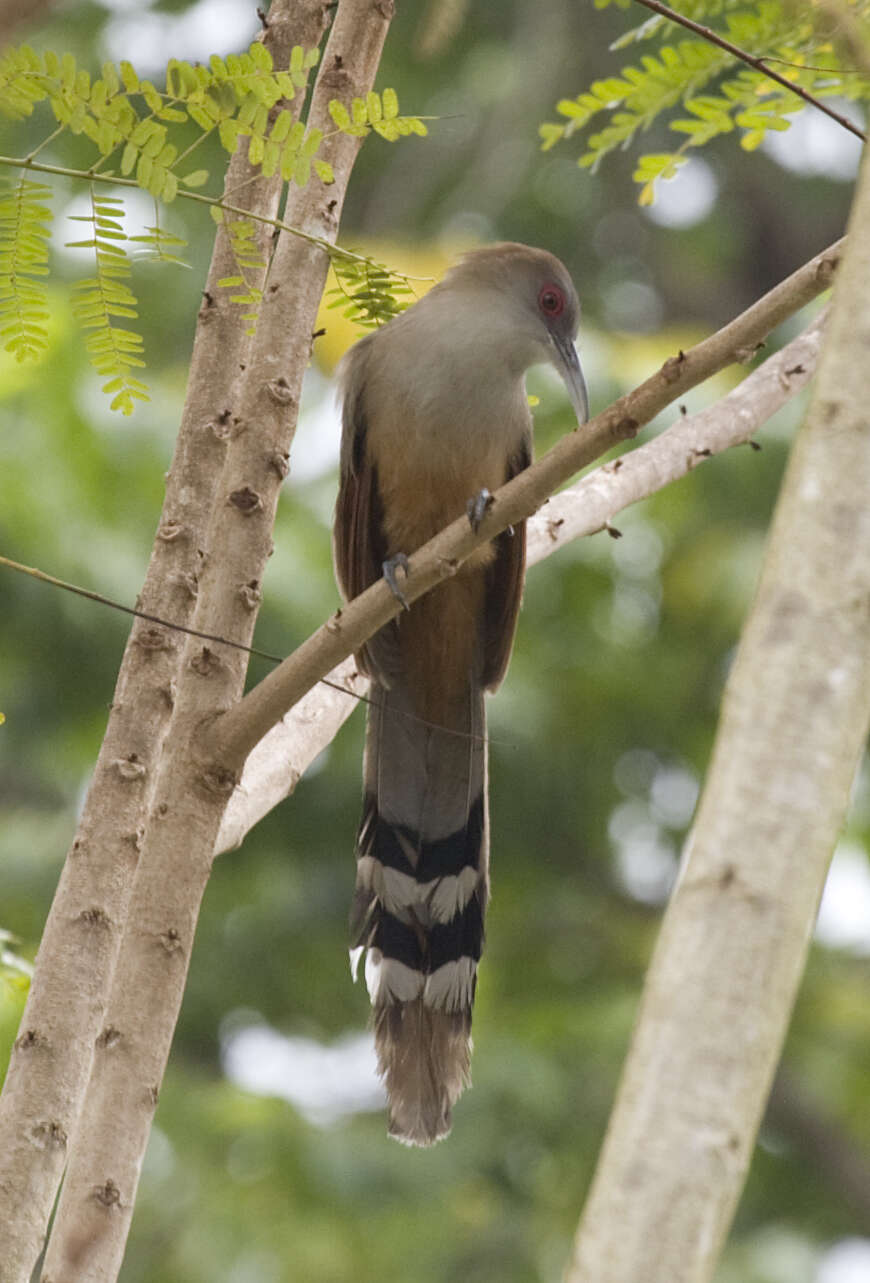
[383,553,411,610]
[466,487,494,533]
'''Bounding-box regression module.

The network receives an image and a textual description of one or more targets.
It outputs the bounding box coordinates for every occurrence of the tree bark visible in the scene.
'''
[0,6,330,1278]
[38,3,393,1280]
[565,146,870,1283]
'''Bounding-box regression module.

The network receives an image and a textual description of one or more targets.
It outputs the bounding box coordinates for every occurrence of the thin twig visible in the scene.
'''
[0,553,285,664]
[631,0,866,141]
[0,152,431,286]
[0,554,484,739]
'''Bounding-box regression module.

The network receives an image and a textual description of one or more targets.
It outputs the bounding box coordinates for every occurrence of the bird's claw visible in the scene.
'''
[467,487,494,533]
[383,553,411,610]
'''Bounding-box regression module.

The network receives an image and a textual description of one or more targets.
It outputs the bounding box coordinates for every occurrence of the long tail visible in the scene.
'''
[350,666,488,1146]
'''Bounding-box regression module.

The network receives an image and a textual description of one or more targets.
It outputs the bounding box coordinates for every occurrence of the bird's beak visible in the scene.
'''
[552,334,589,425]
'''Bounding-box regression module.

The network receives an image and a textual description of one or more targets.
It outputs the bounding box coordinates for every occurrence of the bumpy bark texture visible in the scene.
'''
[567,151,870,1283]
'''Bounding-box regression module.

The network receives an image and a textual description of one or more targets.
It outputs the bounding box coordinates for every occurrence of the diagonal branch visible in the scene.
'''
[205,237,842,776]
[631,0,866,141]
[214,307,827,854]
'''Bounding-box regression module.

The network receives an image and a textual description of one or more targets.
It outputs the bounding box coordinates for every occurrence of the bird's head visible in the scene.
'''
[442,242,589,425]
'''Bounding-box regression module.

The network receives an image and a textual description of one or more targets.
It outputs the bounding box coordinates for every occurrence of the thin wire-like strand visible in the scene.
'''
[0,553,497,745]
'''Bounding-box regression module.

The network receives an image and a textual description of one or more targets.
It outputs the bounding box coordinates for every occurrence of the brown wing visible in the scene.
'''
[334,433,386,607]
[334,335,385,604]
[481,435,532,690]
[333,338,393,679]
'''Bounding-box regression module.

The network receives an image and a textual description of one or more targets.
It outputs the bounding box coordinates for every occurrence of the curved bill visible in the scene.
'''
[552,333,589,426]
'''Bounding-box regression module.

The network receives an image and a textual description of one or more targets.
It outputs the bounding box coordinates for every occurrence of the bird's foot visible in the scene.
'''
[383,553,411,610]
[466,488,494,533]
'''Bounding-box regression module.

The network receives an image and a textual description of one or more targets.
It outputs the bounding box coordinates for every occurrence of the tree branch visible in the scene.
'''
[0,7,331,1278]
[566,145,870,1283]
[215,307,827,854]
[631,0,866,141]
[205,236,842,776]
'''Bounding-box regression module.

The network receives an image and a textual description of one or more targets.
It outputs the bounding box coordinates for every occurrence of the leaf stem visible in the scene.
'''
[0,150,430,284]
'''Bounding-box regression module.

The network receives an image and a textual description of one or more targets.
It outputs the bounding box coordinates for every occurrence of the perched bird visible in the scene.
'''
[334,242,588,1145]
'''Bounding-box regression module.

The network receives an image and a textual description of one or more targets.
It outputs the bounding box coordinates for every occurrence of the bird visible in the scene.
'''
[333,242,588,1145]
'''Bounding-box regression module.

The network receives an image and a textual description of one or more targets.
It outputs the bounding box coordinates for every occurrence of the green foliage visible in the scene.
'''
[0,180,52,361]
[328,88,428,141]
[129,214,189,268]
[327,253,418,329]
[0,41,324,203]
[213,213,266,335]
[67,190,148,414]
[0,41,427,409]
[541,0,870,202]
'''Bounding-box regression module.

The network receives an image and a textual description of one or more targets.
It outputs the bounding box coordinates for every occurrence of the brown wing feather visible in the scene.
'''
[334,340,392,678]
[334,445,385,606]
[335,335,380,602]
[481,436,532,690]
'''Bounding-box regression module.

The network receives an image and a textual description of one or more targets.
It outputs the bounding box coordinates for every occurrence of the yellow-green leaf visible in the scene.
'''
[249,40,273,72]
[301,125,323,157]
[292,153,310,187]
[120,141,138,175]
[120,60,139,93]
[329,99,351,130]
[382,87,398,119]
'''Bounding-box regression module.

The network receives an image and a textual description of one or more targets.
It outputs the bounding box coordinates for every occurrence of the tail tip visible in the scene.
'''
[388,1111,453,1147]
[375,999,472,1147]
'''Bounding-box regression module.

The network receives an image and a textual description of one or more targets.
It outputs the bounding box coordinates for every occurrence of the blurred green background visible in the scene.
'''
[1,2,869,1281]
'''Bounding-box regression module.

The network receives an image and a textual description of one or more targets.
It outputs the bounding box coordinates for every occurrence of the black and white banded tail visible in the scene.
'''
[350,672,488,1146]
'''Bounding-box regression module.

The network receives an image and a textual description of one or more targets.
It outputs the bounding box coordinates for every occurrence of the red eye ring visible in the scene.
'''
[538,283,565,317]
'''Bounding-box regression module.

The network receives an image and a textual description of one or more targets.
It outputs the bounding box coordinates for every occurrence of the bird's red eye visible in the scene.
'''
[538,284,565,317]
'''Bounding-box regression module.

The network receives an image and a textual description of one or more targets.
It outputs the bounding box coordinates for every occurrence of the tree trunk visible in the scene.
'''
[566,145,870,1283]
[0,4,331,1275]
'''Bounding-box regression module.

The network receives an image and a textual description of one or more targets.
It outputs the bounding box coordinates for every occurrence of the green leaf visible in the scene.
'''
[291,153,310,187]
[180,169,209,188]
[119,59,139,93]
[373,120,399,141]
[140,79,162,113]
[248,132,265,166]
[382,87,398,120]
[313,158,334,185]
[219,117,240,152]
[329,99,351,130]
[301,125,323,157]
[249,41,273,72]
[261,139,280,178]
[270,108,293,142]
